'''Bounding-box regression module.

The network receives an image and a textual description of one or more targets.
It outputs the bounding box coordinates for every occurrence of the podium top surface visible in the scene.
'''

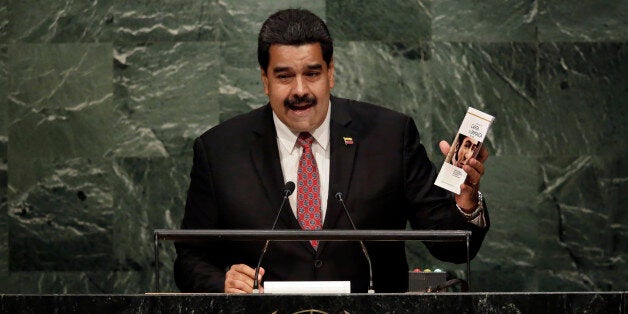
[154,229,472,242]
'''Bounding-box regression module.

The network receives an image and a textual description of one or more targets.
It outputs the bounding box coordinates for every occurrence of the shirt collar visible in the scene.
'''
[273,100,331,154]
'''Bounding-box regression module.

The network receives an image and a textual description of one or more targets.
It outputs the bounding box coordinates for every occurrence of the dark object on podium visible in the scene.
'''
[407,272,470,292]
[154,229,472,292]
[408,271,447,292]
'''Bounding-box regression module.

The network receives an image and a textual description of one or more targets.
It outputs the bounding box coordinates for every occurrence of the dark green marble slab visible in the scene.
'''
[333,41,433,154]
[112,0,221,43]
[8,158,114,271]
[474,156,540,271]
[0,45,7,277]
[327,0,430,41]
[114,42,221,158]
[0,271,154,293]
[538,42,627,156]
[0,3,7,43]
[7,43,122,190]
[5,156,186,286]
[406,156,543,291]
[6,42,119,270]
[427,42,537,158]
[111,157,187,278]
[6,0,113,43]
[407,155,628,292]
[8,43,112,111]
[7,43,132,272]
[536,156,627,291]
[538,1,628,42]
[219,40,268,122]
[334,41,430,114]
[432,0,538,42]
[217,1,325,42]
[0,176,5,278]
[113,0,322,43]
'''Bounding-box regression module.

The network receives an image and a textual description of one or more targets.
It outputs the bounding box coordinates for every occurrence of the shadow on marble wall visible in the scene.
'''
[0,0,626,293]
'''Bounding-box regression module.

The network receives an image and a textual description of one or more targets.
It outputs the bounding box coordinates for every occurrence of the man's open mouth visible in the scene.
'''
[287,102,314,111]
[285,95,317,111]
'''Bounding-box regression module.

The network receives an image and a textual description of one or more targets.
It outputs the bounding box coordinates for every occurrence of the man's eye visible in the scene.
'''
[306,72,320,77]
[276,74,295,82]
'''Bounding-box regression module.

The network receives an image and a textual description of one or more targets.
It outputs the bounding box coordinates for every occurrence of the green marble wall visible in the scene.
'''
[0,1,626,293]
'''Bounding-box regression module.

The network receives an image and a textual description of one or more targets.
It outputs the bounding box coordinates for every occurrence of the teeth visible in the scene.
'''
[291,104,310,109]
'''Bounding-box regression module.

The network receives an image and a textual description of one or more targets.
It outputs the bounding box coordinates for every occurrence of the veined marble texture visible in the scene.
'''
[0,1,626,293]
[1,45,7,279]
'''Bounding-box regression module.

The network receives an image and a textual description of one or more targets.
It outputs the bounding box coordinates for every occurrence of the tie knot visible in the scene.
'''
[297,132,314,148]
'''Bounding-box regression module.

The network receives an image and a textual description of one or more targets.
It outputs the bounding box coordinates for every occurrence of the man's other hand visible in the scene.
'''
[224,264,265,293]
[439,140,489,211]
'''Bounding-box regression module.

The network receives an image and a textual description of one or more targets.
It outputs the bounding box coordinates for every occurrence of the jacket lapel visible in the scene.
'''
[317,97,358,254]
[249,105,301,230]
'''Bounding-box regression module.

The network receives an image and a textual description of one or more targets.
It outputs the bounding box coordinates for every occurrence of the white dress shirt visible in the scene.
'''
[273,105,331,222]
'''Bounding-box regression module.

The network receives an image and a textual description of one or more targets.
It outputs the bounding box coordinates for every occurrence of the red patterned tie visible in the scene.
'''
[296,132,322,249]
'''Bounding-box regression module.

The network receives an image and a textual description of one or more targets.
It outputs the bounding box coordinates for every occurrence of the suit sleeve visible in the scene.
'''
[402,117,489,263]
[174,137,226,292]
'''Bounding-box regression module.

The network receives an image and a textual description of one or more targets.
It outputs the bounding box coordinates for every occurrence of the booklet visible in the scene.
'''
[434,107,495,194]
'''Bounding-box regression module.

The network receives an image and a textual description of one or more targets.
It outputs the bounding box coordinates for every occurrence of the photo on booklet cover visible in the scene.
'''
[445,133,482,169]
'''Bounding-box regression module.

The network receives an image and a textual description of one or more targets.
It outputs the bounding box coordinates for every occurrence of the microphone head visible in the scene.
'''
[284,181,296,196]
[335,192,343,201]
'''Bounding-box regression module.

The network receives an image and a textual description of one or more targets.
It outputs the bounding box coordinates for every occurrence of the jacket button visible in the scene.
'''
[314,259,323,268]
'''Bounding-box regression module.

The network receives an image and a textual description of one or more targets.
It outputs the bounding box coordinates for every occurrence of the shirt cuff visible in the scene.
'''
[468,211,486,227]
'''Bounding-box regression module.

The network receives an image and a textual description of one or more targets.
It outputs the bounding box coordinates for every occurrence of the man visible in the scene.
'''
[174,9,489,293]
[452,134,481,168]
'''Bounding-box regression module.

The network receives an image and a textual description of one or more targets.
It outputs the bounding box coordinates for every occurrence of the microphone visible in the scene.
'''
[335,192,375,293]
[253,181,295,293]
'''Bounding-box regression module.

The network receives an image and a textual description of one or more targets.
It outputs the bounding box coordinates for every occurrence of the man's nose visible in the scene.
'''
[293,76,309,95]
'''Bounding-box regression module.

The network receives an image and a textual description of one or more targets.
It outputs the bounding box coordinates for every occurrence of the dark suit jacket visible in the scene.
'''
[174,96,489,293]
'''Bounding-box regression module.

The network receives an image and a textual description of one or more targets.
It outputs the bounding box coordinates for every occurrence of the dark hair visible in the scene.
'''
[456,133,468,146]
[257,9,333,72]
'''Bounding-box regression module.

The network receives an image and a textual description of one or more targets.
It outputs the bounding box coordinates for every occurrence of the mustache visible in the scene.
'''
[284,95,317,107]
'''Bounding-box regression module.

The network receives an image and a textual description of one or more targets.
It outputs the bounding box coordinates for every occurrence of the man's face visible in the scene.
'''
[455,137,479,168]
[261,43,334,133]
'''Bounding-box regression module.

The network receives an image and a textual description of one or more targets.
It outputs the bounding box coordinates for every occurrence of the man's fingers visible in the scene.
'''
[459,182,476,197]
[439,140,451,156]
[230,264,257,278]
[475,146,489,163]
[224,264,265,294]
[454,145,489,212]
[465,159,485,179]
[231,264,265,281]
[225,278,252,293]
[455,183,478,211]
[225,264,255,293]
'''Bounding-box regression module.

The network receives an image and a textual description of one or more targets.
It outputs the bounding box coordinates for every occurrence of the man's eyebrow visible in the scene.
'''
[272,66,291,73]
[272,64,323,73]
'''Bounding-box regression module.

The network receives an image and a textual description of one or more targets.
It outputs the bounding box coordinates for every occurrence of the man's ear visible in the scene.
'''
[261,67,269,95]
[328,58,335,89]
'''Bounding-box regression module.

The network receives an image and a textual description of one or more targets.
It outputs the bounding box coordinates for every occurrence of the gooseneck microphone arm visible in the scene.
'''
[253,181,295,293]
[335,192,375,294]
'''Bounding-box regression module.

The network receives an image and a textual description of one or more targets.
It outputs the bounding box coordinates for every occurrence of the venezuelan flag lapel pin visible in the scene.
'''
[343,137,354,146]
